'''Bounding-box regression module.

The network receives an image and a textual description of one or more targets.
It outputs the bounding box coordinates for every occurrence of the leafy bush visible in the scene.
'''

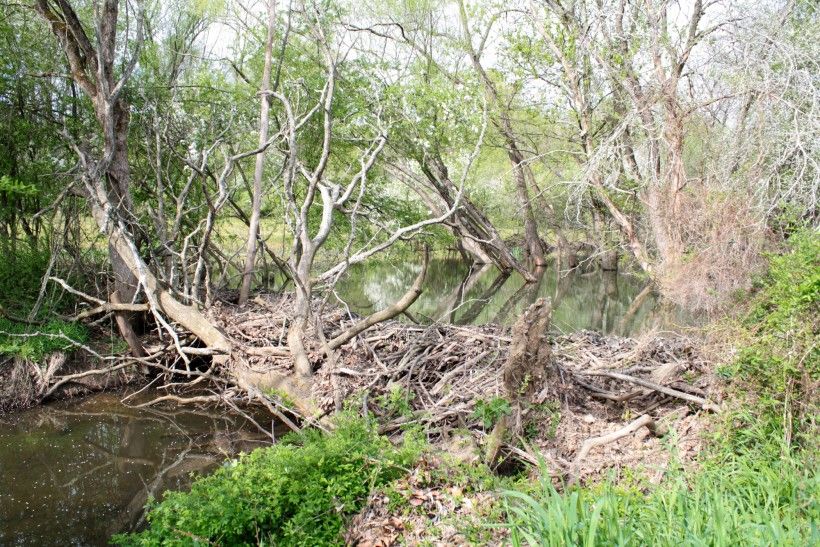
[0,241,89,360]
[0,243,51,316]
[114,415,424,546]
[726,229,819,453]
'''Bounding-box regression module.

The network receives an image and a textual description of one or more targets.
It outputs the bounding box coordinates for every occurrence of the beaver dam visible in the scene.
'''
[213,293,716,476]
[1,287,718,544]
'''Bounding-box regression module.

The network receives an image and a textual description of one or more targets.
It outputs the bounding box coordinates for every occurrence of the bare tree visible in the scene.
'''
[239,0,277,305]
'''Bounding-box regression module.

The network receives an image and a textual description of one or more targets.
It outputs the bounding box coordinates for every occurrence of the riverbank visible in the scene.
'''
[3,234,816,545]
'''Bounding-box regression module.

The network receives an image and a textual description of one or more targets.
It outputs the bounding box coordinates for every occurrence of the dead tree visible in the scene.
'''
[239,0,276,306]
[485,298,555,465]
[416,154,535,281]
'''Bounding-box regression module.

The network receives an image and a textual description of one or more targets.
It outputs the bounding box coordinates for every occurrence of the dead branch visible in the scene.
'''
[328,247,429,350]
[568,414,655,486]
[578,370,719,411]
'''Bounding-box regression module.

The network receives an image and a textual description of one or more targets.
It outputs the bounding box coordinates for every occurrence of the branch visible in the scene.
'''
[568,414,654,485]
[328,246,429,350]
[578,370,720,412]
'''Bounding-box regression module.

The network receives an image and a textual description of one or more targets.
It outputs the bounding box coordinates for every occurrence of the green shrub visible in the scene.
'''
[0,317,88,360]
[472,397,512,429]
[727,229,818,453]
[0,243,52,316]
[114,415,424,546]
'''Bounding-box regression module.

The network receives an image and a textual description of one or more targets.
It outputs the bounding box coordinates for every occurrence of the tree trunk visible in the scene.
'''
[457,0,548,269]
[486,298,555,465]
[239,0,276,305]
[420,155,536,281]
[36,0,231,362]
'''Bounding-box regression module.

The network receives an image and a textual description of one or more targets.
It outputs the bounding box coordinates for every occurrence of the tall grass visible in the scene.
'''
[504,452,818,546]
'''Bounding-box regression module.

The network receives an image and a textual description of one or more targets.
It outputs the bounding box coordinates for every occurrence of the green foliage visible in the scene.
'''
[113,415,423,546]
[0,242,88,360]
[523,402,561,441]
[378,384,415,418]
[0,317,88,360]
[0,243,52,316]
[0,174,37,199]
[264,387,296,409]
[472,397,511,429]
[726,229,819,452]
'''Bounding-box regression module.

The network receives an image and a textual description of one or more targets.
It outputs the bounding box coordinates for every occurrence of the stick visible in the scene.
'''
[579,370,720,412]
[568,414,654,485]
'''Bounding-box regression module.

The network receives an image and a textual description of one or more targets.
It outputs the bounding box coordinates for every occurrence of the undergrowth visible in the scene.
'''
[0,242,88,359]
[113,414,424,546]
[0,317,88,361]
[502,229,819,546]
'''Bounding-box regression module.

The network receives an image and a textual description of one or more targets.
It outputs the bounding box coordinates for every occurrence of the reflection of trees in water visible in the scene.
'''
[0,398,269,544]
[455,270,511,324]
[335,258,687,335]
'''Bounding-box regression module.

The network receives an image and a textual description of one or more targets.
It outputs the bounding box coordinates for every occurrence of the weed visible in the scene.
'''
[113,414,423,546]
[378,384,415,418]
[472,397,512,429]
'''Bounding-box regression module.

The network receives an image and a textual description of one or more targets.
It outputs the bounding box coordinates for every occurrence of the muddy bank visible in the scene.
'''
[0,351,139,412]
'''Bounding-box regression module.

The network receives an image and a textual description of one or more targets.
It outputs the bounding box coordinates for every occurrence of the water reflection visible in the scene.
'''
[0,392,271,546]
[335,258,689,336]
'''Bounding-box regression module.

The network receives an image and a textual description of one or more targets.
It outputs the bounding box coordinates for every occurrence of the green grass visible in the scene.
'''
[503,450,818,546]
[502,229,820,546]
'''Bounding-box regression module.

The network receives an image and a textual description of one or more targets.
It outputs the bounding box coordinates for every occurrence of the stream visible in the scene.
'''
[0,392,273,545]
[336,257,688,335]
[0,258,689,545]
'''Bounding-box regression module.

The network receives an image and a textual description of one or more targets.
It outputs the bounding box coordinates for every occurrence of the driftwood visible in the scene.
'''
[567,414,656,485]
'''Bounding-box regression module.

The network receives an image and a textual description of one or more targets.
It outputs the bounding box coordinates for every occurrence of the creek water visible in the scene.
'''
[335,257,687,336]
[0,258,688,545]
[0,392,272,546]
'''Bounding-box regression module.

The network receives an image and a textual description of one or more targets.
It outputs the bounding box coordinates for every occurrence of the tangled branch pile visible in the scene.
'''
[199,294,717,483]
